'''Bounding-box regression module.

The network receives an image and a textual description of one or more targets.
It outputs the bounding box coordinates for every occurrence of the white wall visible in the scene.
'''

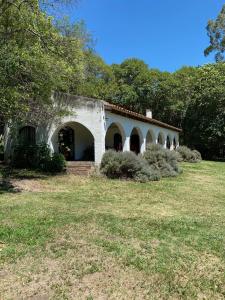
[46,94,105,164]
[105,111,179,153]
[4,94,180,164]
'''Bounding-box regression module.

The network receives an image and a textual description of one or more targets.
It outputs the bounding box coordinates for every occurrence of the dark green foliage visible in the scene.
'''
[12,143,66,172]
[45,153,66,173]
[13,144,42,169]
[143,144,182,177]
[0,0,84,123]
[176,146,202,163]
[100,150,160,182]
[183,64,225,159]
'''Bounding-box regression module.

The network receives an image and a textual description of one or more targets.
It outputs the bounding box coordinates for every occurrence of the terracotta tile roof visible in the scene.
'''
[104,101,182,133]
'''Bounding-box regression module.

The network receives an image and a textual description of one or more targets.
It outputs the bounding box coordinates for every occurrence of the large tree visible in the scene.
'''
[184,63,225,158]
[205,4,225,61]
[0,0,84,124]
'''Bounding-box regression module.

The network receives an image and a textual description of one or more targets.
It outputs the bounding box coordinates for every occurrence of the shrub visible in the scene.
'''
[176,146,202,163]
[100,150,160,182]
[13,144,41,169]
[45,153,66,173]
[192,149,202,161]
[12,143,66,173]
[143,144,182,177]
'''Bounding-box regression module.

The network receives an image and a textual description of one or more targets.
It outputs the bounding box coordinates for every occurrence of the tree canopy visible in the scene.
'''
[0,0,84,124]
[205,4,225,61]
[1,1,225,160]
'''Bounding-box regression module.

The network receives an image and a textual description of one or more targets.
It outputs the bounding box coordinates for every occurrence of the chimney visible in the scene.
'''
[146,109,152,118]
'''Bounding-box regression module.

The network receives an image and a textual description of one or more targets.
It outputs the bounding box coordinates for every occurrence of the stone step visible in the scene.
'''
[66,161,95,176]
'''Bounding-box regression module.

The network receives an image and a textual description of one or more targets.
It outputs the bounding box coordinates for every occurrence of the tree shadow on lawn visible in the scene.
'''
[0,164,48,194]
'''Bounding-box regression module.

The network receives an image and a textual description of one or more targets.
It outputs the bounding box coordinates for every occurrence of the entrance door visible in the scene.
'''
[58,127,74,161]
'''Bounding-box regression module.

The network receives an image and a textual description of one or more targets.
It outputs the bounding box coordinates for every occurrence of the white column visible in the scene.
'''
[123,136,130,152]
[141,137,146,154]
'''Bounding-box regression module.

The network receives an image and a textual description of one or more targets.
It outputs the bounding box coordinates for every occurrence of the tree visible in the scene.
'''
[184,63,225,158]
[0,0,84,124]
[205,4,225,61]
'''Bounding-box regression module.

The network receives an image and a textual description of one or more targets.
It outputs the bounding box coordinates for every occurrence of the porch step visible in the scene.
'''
[66,161,95,176]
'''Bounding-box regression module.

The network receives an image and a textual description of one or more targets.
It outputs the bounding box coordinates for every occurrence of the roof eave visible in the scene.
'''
[104,104,182,133]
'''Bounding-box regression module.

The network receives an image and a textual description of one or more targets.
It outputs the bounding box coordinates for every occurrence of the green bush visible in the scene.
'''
[12,143,66,173]
[176,146,202,163]
[13,144,42,169]
[100,150,160,182]
[45,153,66,173]
[143,144,182,177]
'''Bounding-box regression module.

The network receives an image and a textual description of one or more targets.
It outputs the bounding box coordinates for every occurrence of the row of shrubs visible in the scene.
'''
[176,146,202,163]
[11,142,201,179]
[13,143,66,173]
[100,144,202,182]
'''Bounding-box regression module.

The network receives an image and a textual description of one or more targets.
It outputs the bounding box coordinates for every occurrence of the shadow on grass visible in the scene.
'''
[0,164,49,194]
[0,165,19,194]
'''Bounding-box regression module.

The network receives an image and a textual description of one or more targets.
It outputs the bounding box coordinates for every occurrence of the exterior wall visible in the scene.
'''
[3,93,180,164]
[105,111,179,154]
[46,94,105,164]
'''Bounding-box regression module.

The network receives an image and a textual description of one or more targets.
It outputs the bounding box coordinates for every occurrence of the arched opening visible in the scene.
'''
[58,126,74,161]
[54,122,94,161]
[173,137,177,150]
[130,128,142,154]
[157,132,164,146]
[166,136,171,149]
[146,130,155,146]
[19,126,36,145]
[105,123,124,151]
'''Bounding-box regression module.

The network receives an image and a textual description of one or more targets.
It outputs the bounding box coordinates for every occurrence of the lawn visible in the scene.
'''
[0,161,225,299]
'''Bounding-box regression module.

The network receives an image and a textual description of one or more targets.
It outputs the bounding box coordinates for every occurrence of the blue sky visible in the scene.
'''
[63,0,224,72]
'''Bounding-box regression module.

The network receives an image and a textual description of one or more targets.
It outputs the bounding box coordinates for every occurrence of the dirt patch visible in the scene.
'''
[11,175,89,193]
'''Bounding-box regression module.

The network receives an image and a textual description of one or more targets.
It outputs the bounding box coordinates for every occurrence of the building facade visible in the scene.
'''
[4,92,181,164]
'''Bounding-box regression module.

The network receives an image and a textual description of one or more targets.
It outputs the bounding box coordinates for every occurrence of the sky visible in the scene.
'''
[62,0,225,72]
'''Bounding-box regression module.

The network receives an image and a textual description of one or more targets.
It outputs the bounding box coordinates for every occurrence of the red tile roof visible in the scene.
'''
[104,102,182,133]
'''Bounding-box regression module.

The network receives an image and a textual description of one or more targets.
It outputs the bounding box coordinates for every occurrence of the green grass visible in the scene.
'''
[1,161,225,299]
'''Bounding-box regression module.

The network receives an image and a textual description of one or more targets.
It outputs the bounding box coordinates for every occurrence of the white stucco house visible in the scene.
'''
[4,92,181,164]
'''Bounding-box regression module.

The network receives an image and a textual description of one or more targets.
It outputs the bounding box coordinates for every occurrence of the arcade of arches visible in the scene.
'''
[19,123,178,163]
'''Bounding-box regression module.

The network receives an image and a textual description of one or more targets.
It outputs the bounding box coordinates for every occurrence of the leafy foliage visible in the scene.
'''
[100,150,160,182]
[204,4,225,61]
[143,144,182,177]
[183,63,225,159]
[12,143,66,172]
[0,0,84,123]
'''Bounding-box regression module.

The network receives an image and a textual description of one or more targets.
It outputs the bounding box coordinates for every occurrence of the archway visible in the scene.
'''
[166,136,171,149]
[105,123,125,151]
[173,137,177,149]
[157,132,165,146]
[146,130,155,146]
[58,126,74,161]
[130,128,142,154]
[19,126,36,145]
[53,122,94,161]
